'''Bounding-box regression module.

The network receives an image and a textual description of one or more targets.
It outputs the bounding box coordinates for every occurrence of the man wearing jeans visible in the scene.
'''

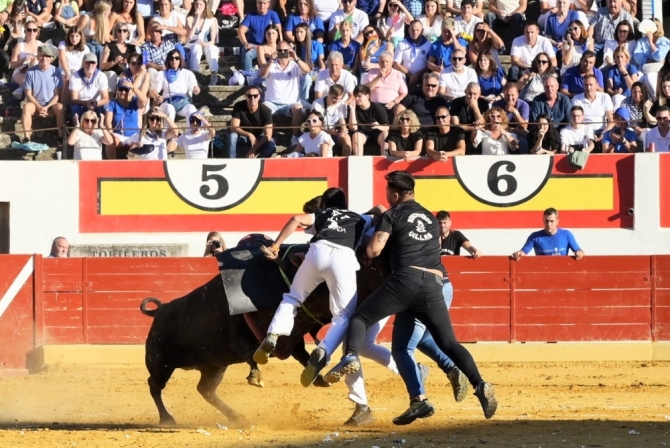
[229,85,277,158]
[238,0,282,72]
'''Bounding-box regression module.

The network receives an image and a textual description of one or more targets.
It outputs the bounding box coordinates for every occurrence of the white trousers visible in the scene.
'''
[159,102,198,122]
[345,316,399,406]
[188,43,219,73]
[268,240,360,357]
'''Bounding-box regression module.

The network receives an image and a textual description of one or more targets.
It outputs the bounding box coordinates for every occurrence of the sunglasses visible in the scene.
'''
[246,94,260,99]
[26,28,39,32]
[118,87,130,92]
[306,118,321,123]
[568,27,578,32]
[489,114,503,119]
[83,118,97,124]
[189,118,202,125]
[169,56,181,61]
[117,29,129,33]
[537,60,549,64]
[451,57,465,61]
[436,114,449,120]
[130,60,142,66]
[149,116,162,122]
[425,84,438,88]
[364,29,376,36]
[399,117,411,122]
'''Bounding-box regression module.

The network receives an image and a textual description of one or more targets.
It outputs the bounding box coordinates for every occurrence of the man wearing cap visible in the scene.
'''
[104,77,148,159]
[21,46,65,144]
[69,52,110,121]
[602,107,638,153]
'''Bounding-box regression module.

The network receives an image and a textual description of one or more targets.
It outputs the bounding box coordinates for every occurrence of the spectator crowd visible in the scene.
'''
[2,0,668,159]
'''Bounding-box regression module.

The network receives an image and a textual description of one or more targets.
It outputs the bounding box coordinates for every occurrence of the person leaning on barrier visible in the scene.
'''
[49,237,70,258]
[512,208,584,260]
[386,109,423,160]
[436,210,481,257]
[471,107,520,155]
[348,84,390,156]
[528,114,561,154]
[68,111,115,160]
[559,105,594,154]
[424,106,465,161]
[602,107,637,154]
[177,111,216,159]
[311,84,352,156]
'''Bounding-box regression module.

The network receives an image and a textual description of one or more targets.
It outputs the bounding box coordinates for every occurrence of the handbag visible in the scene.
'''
[168,95,190,112]
[568,150,589,170]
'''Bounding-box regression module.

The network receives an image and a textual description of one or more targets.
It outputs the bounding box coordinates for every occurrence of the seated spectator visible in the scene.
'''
[312,84,352,155]
[9,21,41,100]
[454,0,482,41]
[446,0,484,18]
[512,208,584,260]
[77,1,112,64]
[69,53,110,121]
[450,81,488,133]
[238,0,282,72]
[329,20,360,72]
[395,72,449,127]
[285,0,325,43]
[257,25,280,70]
[26,0,52,27]
[67,111,114,160]
[348,84,390,155]
[426,22,465,73]
[561,20,593,75]
[398,0,421,24]
[294,24,325,102]
[109,0,145,45]
[517,53,558,103]
[54,0,81,29]
[509,22,556,83]
[543,0,577,46]
[572,74,614,137]
[485,0,525,52]
[587,0,634,64]
[177,111,215,159]
[104,77,149,159]
[58,26,91,106]
[153,0,188,41]
[127,107,178,160]
[377,1,414,48]
[530,76,571,129]
[623,82,650,132]
[476,50,506,101]
[203,231,226,257]
[647,76,670,126]
[467,21,503,67]
[150,49,200,121]
[119,52,151,123]
[364,51,407,122]
[417,0,443,42]
[386,109,423,159]
[142,20,180,81]
[229,86,277,158]
[560,105,594,153]
[493,82,529,132]
[472,107,520,155]
[601,20,634,71]
[393,20,431,90]
[644,106,670,152]
[313,0,339,25]
[101,22,137,93]
[260,40,311,147]
[438,48,477,100]
[49,237,69,258]
[606,46,638,109]
[360,25,394,74]
[634,18,670,98]
[314,51,358,101]
[560,50,603,99]
[288,110,335,157]
[424,106,466,161]
[602,107,637,153]
[528,114,561,154]
[185,0,220,85]
[651,53,670,103]
[328,0,369,43]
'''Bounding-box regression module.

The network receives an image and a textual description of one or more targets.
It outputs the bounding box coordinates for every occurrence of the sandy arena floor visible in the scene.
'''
[0,360,669,447]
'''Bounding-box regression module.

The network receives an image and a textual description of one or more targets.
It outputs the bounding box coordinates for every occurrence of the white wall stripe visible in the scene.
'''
[0,256,34,319]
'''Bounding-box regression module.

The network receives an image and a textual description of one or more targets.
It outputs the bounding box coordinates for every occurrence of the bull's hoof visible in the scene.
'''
[159,415,178,427]
[312,374,330,388]
[246,369,264,388]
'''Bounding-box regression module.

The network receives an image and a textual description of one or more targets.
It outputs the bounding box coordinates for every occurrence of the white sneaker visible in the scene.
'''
[12,87,23,100]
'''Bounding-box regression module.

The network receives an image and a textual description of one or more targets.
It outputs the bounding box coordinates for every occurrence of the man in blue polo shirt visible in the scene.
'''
[512,208,585,260]
[602,107,638,153]
[238,0,282,71]
[559,50,604,99]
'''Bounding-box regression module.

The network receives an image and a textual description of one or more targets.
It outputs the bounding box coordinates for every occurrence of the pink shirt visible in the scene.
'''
[370,69,408,104]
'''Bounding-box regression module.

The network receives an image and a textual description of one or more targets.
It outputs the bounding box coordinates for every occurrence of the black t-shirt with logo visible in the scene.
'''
[377,200,443,272]
[232,101,273,138]
[311,208,370,250]
[440,230,469,255]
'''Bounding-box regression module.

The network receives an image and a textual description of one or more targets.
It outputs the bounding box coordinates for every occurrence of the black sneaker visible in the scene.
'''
[300,346,327,387]
[392,399,435,426]
[253,333,277,365]
[447,368,469,402]
[344,403,373,426]
[474,382,498,419]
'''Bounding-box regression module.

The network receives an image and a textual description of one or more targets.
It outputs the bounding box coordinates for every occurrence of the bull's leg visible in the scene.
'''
[246,361,264,388]
[148,367,177,426]
[197,365,245,423]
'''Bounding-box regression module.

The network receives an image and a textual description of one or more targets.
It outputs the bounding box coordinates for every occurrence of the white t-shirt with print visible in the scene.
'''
[299,131,335,157]
[127,131,169,160]
[69,69,109,101]
[177,130,211,159]
[312,97,348,129]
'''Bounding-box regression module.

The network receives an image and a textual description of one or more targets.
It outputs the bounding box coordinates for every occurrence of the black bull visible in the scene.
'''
[140,244,388,425]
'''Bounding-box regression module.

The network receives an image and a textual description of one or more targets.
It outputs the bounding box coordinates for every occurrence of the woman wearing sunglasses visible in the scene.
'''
[561,20,592,75]
[377,1,413,48]
[58,26,91,107]
[127,106,178,160]
[386,109,423,160]
[150,48,200,121]
[466,22,503,67]
[9,20,41,99]
[109,0,145,45]
[104,76,148,159]
[101,21,137,92]
[543,0,579,54]
[516,52,557,103]
[68,111,114,160]
[471,107,519,155]
[289,110,334,157]
[359,26,393,75]
[176,111,216,159]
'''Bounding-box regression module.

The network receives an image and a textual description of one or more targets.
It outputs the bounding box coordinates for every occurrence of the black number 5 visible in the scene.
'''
[487,161,517,196]
[200,165,229,200]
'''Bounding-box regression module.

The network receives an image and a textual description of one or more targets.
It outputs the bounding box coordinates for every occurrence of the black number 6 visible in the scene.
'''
[200,165,229,200]
[487,161,517,196]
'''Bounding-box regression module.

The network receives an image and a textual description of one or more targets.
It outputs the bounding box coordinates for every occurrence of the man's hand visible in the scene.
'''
[88,100,97,110]
[73,113,80,128]
[39,105,50,117]
[247,134,257,147]
[511,250,523,261]
[609,131,621,144]
[471,248,482,259]
[575,249,585,260]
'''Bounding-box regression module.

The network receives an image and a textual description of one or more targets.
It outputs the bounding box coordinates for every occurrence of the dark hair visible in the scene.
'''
[164,49,183,69]
[294,23,313,69]
[245,85,261,95]
[570,105,584,113]
[655,105,670,115]
[353,84,371,96]
[385,171,415,195]
[544,207,558,217]
[503,82,518,92]
[581,50,597,60]
[66,26,86,52]
[460,0,474,7]
[630,82,648,104]
[303,196,323,214]
[321,187,348,209]
[614,20,634,43]
[435,210,451,220]
[114,0,138,19]
[524,21,540,31]
[262,24,281,44]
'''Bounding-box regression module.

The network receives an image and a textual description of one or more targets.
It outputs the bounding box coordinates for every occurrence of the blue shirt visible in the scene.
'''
[479,68,506,97]
[284,14,325,35]
[24,65,62,106]
[633,36,670,69]
[356,0,380,15]
[492,98,530,122]
[521,228,582,256]
[545,11,580,44]
[602,126,637,153]
[329,40,361,68]
[606,64,638,96]
[560,65,604,95]
[241,11,282,45]
[106,98,141,137]
[530,92,572,128]
[427,38,468,68]
[301,40,324,65]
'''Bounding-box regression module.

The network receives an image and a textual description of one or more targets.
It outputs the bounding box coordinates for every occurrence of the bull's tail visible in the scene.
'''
[140,297,162,317]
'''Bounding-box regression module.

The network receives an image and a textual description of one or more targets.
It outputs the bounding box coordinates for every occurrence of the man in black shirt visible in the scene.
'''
[425,106,466,162]
[325,171,498,423]
[229,85,276,158]
[395,72,450,128]
[437,211,481,257]
[349,85,390,155]
[449,82,489,155]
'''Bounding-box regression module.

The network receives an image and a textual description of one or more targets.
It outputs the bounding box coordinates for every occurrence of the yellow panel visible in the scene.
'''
[415,177,613,211]
[100,180,329,215]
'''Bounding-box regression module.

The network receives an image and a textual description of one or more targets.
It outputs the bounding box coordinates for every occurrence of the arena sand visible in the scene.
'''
[0,360,669,447]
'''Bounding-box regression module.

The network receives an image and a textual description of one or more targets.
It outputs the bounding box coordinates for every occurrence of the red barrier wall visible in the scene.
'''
[0,255,35,373]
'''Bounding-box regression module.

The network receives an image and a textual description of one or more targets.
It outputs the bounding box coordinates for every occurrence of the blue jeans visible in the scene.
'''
[299,72,313,103]
[86,41,104,64]
[392,280,455,399]
[240,45,258,72]
[228,132,276,158]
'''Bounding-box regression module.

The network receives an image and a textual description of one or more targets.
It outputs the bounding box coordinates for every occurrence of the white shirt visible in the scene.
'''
[152,68,198,98]
[474,130,517,155]
[128,131,168,160]
[177,130,211,159]
[418,15,443,41]
[439,65,477,98]
[644,126,670,153]
[448,0,484,8]
[314,68,358,98]
[454,15,482,38]
[314,0,340,22]
[571,92,613,132]
[58,41,91,73]
[264,60,302,104]
[312,97,348,129]
[73,128,104,160]
[496,0,522,15]
[601,39,636,68]
[510,35,556,67]
[394,38,432,74]
[69,69,109,101]
[378,13,408,42]
[299,131,335,156]
[560,125,594,147]
[328,9,369,38]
